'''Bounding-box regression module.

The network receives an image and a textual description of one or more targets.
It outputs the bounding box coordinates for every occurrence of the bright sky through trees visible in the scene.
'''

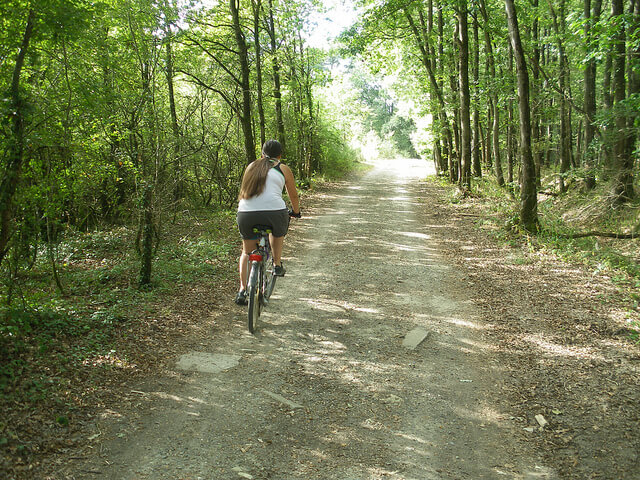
[195,0,359,49]
[306,0,360,49]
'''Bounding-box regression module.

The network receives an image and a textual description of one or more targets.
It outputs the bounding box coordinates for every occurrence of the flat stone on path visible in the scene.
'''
[402,327,430,350]
[176,352,240,373]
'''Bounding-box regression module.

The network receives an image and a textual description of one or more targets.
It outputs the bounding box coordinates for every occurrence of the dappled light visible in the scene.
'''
[180,160,554,479]
[3,0,638,476]
[57,152,638,480]
[439,316,486,330]
[399,231,431,240]
[522,334,606,362]
[82,352,136,370]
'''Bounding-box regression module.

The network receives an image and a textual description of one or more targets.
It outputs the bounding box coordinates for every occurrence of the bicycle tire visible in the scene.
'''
[263,255,277,302]
[247,263,261,333]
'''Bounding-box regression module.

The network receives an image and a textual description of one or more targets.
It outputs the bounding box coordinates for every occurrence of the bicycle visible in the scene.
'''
[245,209,300,333]
[246,226,277,333]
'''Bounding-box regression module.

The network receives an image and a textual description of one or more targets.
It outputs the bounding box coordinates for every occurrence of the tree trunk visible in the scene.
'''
[267,0,285,149]
[603,53,613,110]
[404,6,453,179]
[137,48,158,288]
[252,0,266,146]
[450,68,461,183]
[0,9,36,267]
[457,0,472,189]
[629,0,639,98]
[434,140,443,174]
[624,0,639,189]
[551,0,571,193]
[531,0,542,187]
[583,0,602,189]
[506,51,515,186]
[164,29,184,202]
[230,0,255,163]
[610,0,634,202]
[472,13,482,177]
[485,97,493,169]
[507,86,515,184]
[505,0,538,231]
[479,0,504,186]
[437,5,454,175]
[165,39,180,147]
[139,183,153,286]
[429,0,446,175]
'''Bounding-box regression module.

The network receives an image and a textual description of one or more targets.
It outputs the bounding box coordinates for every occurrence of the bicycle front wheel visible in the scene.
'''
[247,263,261,333]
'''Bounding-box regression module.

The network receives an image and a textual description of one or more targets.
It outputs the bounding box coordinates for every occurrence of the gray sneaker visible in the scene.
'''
[274,263,286,277]
[234,290,247,305]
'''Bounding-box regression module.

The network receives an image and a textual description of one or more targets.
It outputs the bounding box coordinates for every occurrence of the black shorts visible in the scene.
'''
[236,209,290,239]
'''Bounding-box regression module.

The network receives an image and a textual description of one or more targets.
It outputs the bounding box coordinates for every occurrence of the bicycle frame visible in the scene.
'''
[246,228,277,333]
[248,234,269,266]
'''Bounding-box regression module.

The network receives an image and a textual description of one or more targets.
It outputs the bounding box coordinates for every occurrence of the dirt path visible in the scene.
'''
[57,159,637,479]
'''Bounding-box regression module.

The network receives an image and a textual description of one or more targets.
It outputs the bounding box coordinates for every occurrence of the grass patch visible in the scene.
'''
[467,174,639,278]
[535,179,640,283]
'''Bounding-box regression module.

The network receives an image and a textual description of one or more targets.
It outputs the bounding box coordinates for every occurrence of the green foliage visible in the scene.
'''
[155,236,235,286]
[313,121,365,180]
[538,231,639,278]
[319,61,419,159]
[1,0,366,294]
[0,302,100,394]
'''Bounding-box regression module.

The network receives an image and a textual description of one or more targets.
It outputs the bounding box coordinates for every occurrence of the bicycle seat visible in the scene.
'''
[252,225,273,234]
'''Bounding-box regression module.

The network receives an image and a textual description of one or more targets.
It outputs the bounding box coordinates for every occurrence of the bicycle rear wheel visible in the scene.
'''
[247,263,261,333]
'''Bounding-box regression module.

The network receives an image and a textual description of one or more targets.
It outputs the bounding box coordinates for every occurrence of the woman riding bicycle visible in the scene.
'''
[235,140,301,305]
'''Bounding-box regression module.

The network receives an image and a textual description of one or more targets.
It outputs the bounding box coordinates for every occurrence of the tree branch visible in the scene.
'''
[560,231,638,239]
[528,53,586,118]
[184,36,242,86]
[176,69,240,115]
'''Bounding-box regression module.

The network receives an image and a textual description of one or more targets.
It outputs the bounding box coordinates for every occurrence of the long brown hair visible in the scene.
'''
[238,140,283,200]
[238,157,272,200]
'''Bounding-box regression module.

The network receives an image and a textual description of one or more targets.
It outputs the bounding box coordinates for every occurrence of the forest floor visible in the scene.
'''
[6,158,640,479]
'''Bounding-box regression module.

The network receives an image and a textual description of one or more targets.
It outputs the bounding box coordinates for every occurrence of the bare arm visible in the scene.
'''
[280,163,300,214]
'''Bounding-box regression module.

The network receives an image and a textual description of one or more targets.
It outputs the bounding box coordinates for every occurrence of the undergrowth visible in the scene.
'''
[0,208,239,456]
[457,172,640,341]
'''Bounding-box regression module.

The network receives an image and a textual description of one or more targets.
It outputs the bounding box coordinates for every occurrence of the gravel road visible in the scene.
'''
[65,159,556,479]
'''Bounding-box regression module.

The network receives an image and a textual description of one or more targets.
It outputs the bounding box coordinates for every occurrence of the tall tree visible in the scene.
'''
[479,0,505,186]
[610,0,634,202]
[457,0,472,189]
[549,0,572,193]
[0,9,35,266]
[403,3,454,179]
[163,8,184,202]
[530,0,542,186]
[266,0,285,148]
[505,0,538,231]
[230,0,255,163]
[125,2,164,286]
[582,0,602,189]
[252,0,266,146]
[471,11,482,178]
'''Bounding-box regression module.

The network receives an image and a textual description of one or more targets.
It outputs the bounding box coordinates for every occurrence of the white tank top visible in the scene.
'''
[238,164,287,212]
